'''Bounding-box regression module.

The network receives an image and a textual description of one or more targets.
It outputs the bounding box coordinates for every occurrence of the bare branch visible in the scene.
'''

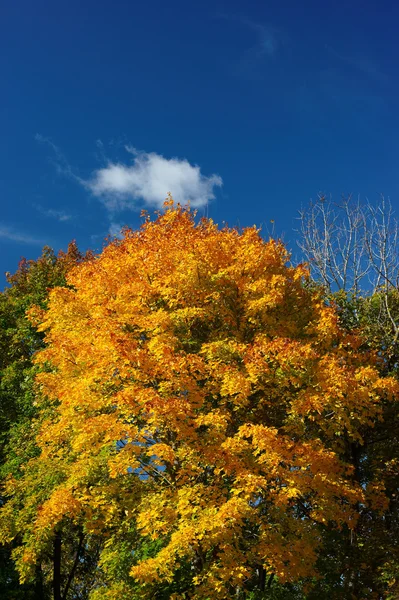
[298,195,398,296]
[298,194,399,351]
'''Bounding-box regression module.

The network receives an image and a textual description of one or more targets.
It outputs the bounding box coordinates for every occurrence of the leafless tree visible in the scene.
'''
[298,194,399,344]
[298,195,399,292]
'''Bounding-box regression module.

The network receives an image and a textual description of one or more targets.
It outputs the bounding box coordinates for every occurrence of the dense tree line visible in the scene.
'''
[0,199,397,599]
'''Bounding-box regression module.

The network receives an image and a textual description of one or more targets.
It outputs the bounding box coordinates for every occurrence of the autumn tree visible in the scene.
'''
[0,243,100,600]
[2,202,398,599]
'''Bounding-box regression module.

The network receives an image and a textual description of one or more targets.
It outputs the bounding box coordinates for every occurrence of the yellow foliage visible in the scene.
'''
[4,202,397,599]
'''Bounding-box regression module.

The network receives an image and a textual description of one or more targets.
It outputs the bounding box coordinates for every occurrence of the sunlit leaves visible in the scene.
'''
[3,203,398,598]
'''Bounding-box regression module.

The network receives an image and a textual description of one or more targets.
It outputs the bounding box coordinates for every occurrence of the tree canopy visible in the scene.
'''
[1,201,397,599]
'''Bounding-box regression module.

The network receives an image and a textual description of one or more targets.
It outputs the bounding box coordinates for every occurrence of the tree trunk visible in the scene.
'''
[53,532,62,600]
[258,566,266,591]
[62,532,85,600]
[34,561,45,600]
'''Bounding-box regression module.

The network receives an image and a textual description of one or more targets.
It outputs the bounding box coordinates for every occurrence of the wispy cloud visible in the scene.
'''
[0,225,45,245]
[239,18,280,58]
[34,204,73,222]
[108,222,123,238]
[326,45,388,85]
[217,14,284,78]
[84,147,223,211]
[219,14,282,57]
[35,134,82,182]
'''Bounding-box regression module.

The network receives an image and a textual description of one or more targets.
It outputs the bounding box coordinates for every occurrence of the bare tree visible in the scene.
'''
[298,194,399,347]
[298,195,399,293]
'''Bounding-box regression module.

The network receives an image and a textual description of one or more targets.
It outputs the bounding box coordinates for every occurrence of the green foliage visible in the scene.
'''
[306,288,399,598]
[0,243,91,599]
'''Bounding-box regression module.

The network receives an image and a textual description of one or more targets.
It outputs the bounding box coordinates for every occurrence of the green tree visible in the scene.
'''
[0,243,100,600]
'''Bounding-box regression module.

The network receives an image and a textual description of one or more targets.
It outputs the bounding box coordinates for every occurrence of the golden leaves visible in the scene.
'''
[35,487,81,531]
[13,202,398,598]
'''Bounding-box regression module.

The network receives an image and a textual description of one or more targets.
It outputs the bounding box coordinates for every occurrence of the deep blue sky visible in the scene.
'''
[1,0,399,284]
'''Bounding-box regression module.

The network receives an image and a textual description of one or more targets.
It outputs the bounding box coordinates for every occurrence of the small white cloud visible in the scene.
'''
[0,225,44,245]
[85,149,222,211]
[34,204,72,222]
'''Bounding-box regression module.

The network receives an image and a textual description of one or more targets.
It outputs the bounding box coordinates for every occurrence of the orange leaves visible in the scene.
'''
[107,444,139,479]
[148,443,175,465]
[220,369,252,408]
[254,523,318,582]
[14,202,398,598]
[35,487,81,531]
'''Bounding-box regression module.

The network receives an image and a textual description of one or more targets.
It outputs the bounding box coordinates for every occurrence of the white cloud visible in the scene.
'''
[0,225,44,245]
[85,149,223,211]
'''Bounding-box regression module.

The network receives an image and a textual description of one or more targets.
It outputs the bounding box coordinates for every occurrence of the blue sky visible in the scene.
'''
[1,0,399,284]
